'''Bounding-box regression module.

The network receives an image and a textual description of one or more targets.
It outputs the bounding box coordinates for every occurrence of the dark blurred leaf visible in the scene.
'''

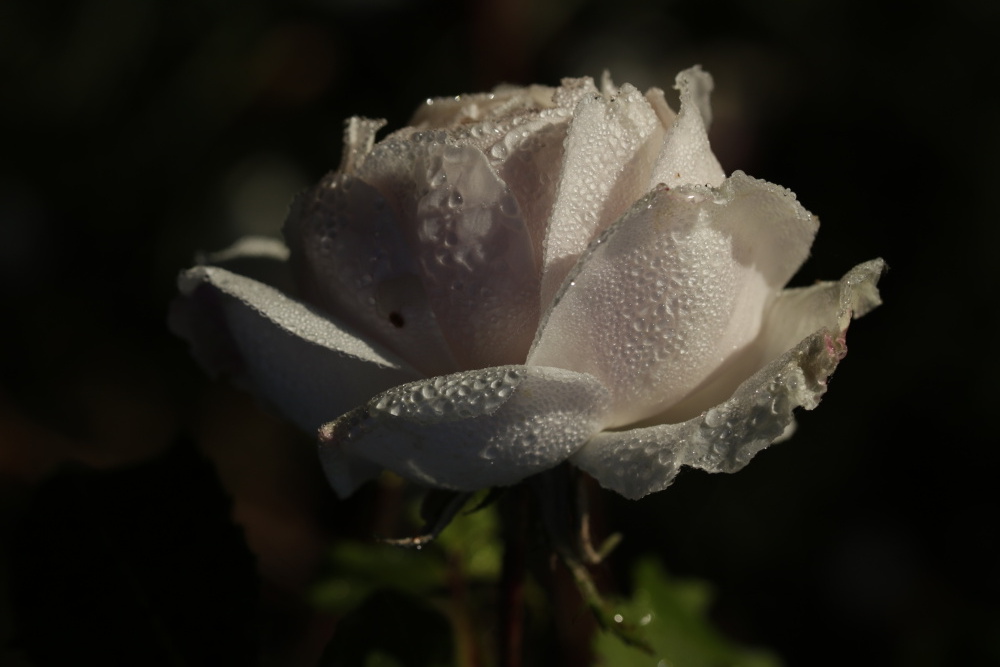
[9,439,259,666]
[434,497,501,580]
[311,540,448,614]
[312,498,502,616]
[594,558,781,667]
[319,589,453,667]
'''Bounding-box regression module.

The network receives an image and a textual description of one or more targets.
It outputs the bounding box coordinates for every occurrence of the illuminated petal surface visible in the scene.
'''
[171,240,422,432]
[529,171,818,428]
[540,83,665,304]
[318,366,610,496]
[174,68,886,501]
[649,67,726,189]
[570,260,885,499]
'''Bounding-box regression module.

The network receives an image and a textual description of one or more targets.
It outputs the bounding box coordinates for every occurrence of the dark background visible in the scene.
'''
[1,0,996,665]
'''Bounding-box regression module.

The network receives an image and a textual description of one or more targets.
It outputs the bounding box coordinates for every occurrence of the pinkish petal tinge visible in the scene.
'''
[171,67,885,499]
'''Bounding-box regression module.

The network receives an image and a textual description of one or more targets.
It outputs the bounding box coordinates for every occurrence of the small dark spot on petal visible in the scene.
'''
[389,312,405,328]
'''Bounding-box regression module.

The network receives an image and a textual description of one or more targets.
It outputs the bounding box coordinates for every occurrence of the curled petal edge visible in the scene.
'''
[318,366,610,497]
[171,258,422,433]
[570,259,886,500]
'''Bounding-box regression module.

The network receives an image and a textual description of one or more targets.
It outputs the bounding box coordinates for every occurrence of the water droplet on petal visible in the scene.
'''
[704,408,725,428]
[499,193,519,216]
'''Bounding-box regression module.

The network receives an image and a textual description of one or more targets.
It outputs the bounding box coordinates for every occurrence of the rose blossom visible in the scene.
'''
[171,67,884,500]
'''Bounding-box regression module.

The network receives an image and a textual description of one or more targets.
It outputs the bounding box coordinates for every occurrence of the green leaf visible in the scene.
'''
[311,499,501,614]
[311,540,449,613]
[434,496,501,580]
[318,589,453,667]
[594,558,781,667]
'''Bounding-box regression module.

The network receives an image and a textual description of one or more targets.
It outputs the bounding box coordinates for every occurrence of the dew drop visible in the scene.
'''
[704,408,725,428]
[499,193,518,216]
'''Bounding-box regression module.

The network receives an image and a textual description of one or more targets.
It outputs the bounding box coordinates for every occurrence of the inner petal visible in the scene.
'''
[528,172,817,428]
[648,66,726,189]
[412,142,541,368]
[539,83,665,307]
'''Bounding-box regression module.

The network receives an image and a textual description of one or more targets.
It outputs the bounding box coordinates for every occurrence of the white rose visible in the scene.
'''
[171,67,884,500]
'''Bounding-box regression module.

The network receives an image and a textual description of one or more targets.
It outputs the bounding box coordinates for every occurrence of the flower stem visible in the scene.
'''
[499,487,528,667]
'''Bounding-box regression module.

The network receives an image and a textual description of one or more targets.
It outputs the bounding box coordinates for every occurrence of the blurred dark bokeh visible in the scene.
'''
[1,0,997,664]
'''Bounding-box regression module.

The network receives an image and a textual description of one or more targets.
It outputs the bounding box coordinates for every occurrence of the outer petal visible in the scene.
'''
[410,77,599,275]
[648,66,726,189]
[170,250,423,433]
[529,172,818,428]
[540,83,665,305]
[318,366,610,496]
[571,259,885,499]
[355,135,541,369]
[285,131,461,378]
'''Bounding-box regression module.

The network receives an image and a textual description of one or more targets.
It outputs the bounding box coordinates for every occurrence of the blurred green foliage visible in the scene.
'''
[319,589,454,667]
[311,494,502,614]
[595,559,781,667]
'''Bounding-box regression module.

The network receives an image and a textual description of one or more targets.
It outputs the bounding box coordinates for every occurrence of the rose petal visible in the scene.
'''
[540,83,666,305]
[644,86,678,130]
[529,172,818,428]
[570,259,885,499]
[496,120,569,271]
[338,116,387,174]
[318,366,610,496]
[408,84,561,130]
[194,235,298,299]
[406,77,597,145]
[171,261,422,432]
[169,238,292,381]
[284,170,460,377]
[356,136,542,369]
[410,77,600,274]
[649,66,726,189]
